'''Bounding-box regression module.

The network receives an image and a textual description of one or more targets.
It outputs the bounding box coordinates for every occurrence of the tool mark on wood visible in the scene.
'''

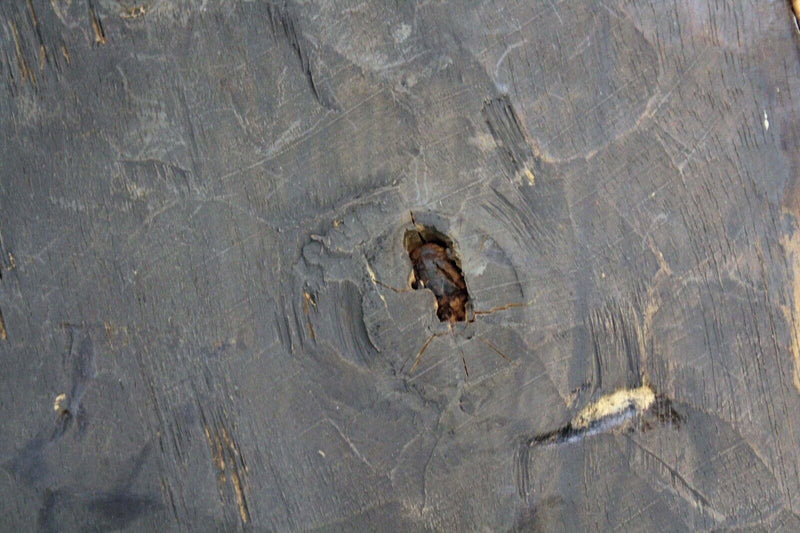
[482,95,537,184]
[302,290,317,341]
[267,0,332,109]
[530,386,667,448]
[24,0,48,71]
[202,414,250,525]
[516,388,682,499]
[9,20,36,88]
[88,2,107,45]
[529,386,681,447]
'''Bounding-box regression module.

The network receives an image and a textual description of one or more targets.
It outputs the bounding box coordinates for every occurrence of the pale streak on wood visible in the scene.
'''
[571,385,655,429]
[779,227,800,395]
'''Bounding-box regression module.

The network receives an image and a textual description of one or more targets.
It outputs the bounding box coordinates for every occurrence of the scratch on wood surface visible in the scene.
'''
[25,0,47,70]
[780,235,800,395]
[267,1,331,108]
[327,418,374,470]
[0,307,6,340]
[624,434,727,524]
[203,419,250,524]
[779,194,800,395]
[26,0,37,28]
[482,95,538,184]
[9,20,36,87]
[89,3,107,45]
[364,260,389,306]
[302,291,316,341]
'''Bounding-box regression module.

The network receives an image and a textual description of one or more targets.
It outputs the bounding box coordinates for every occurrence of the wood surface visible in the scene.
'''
[2,0,800,530]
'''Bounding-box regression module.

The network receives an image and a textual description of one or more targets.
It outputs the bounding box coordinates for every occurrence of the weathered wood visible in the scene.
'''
[2,0,800,530]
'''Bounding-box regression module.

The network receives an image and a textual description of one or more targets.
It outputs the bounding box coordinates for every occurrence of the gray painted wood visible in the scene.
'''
[2,0,800,530]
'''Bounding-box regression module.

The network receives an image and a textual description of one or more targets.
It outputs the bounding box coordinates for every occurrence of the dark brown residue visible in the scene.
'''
[405,225,470,322]
[640,395,683,432]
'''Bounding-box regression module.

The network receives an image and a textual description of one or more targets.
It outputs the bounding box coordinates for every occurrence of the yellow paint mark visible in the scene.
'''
[53,393,68,412]
[61,45,70,65]
[571,386,655,429]
[522,166,535,185]
[0,311,6,340]
[793,1,800,27]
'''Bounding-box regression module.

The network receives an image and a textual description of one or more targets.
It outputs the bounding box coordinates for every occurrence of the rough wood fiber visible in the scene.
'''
[1,0,800,531]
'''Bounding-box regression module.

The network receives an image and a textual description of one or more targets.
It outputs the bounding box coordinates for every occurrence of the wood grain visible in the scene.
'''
[1,0,800,530]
